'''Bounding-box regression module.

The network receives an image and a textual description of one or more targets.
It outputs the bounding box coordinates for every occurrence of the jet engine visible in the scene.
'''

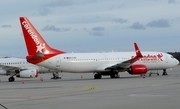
[128,64,148,75]
[0,70,8,75]
[16,69,38,78]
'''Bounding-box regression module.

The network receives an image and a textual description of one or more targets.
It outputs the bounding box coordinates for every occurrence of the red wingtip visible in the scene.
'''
[134,42,143,57]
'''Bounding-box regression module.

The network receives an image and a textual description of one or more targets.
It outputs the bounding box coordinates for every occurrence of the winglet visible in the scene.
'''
[134,42,143,57]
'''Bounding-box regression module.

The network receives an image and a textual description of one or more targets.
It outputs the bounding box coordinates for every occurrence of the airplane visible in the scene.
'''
[19,17,179,79]
[0,57,60,82]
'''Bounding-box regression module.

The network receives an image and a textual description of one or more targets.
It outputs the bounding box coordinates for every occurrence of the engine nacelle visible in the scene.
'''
[16,69,38,78]
[128,64,148,75]
[0,69,9,75]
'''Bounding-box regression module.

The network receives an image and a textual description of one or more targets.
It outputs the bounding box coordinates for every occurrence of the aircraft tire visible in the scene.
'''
[8,77,15,82]
[110,74,115,78]
[94,74,101,79]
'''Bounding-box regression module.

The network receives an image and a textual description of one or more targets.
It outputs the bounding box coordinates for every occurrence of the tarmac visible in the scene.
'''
[0,66,180,109]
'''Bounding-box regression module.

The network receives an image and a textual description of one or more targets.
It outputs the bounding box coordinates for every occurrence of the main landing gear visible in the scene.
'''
[94,73,102,79]
[110,73,119,78]
[8,70,19,82]
[94,71,120,79]
[162,69,168,75]
[8,76,15,82]
[51,72,61,79]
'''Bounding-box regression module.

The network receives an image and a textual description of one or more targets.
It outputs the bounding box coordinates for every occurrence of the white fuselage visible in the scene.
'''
[37,51,179,73]
[0,58,54,75]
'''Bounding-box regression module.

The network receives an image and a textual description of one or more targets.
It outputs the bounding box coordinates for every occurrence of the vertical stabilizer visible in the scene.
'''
[19,17,65,56]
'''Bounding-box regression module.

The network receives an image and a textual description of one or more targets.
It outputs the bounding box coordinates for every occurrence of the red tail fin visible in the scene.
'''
[19,17,65,56]
[130,42,143,64]
[134,42,143,57]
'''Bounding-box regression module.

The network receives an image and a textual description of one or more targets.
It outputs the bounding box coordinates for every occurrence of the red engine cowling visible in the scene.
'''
[128,64,148,75]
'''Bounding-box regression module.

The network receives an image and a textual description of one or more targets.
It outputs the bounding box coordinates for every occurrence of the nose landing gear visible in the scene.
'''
[162,69,168,75]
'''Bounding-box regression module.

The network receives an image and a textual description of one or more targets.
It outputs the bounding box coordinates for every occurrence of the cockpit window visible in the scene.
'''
[171,56,174,58]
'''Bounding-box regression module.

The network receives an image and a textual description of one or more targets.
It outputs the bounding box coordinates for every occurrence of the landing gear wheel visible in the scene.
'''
[51,76,61,79]
[162,69,168,75]
[149,73,151,77]
[51,72,61,79]
[110,73,116,78]
[162,72,168,75]
[8,77,15,82]
[110,73,119,78]
[142,74,146,78]
[94,74,102,79]
[116,74,120,78]
[157,73,159,76]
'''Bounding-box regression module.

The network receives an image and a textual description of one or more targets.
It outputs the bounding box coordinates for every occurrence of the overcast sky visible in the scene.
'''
[0,0,180,57]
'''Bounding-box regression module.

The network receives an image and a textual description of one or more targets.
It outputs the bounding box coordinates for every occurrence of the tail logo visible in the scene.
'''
[36,43,46,53]
[136,50,139,53]
[22,21,46,53]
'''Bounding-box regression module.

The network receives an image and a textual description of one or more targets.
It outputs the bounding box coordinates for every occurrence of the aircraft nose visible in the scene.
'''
[175,59,179,65]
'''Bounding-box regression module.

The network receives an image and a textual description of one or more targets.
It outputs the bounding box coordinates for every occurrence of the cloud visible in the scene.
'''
[130,22,146,30]
[90,32,104,36]
[92,27,104,31]
[112,18,128,24]
[38,8,52,16]
[82,27,87,31]
[90,26,105,36]
[47,0,73,7]
[1,25,11,28]
[147,0,158,1]
[81,0,97,5]
[42,25,71,32]
[146,19,170,28]
[168,0,176,4]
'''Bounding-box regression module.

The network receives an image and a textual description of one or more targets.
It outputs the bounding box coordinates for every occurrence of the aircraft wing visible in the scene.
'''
[105,43,143,70]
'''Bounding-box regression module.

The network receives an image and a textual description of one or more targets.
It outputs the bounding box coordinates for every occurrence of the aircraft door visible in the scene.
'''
[56,57,61,67]
[165,56,169,63]
[20,61,25,69]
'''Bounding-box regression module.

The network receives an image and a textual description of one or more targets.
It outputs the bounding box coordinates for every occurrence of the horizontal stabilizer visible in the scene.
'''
[26,52,44,61]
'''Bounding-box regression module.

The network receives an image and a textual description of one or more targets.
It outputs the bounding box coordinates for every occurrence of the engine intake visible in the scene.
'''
[0,70,9,75]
